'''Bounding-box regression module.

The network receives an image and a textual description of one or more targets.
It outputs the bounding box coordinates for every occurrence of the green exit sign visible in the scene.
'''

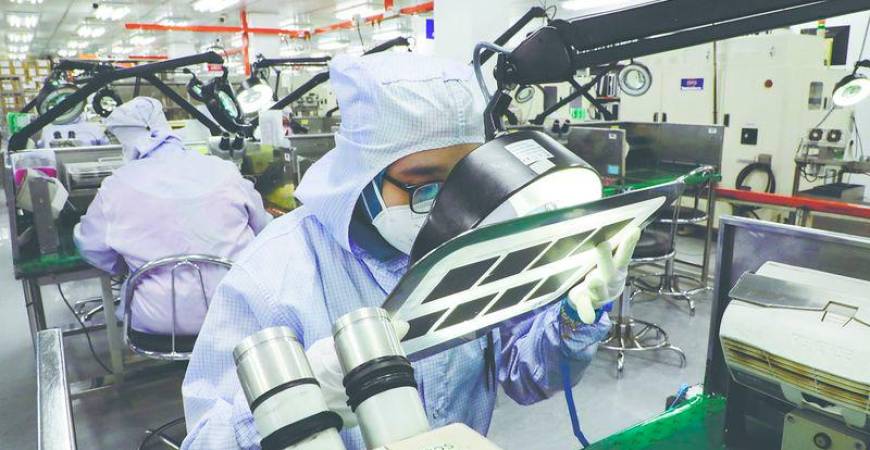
[570,107,586,120]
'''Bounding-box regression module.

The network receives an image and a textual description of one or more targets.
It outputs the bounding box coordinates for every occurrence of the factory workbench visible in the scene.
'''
[588,394,727,450]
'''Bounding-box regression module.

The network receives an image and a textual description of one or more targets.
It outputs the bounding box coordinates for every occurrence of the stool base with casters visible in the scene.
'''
[631,205,710,316]
[599,281,687,378]
[631,257,707,316]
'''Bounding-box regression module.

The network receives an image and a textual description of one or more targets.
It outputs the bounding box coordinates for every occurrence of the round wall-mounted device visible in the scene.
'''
[617,62,653,97]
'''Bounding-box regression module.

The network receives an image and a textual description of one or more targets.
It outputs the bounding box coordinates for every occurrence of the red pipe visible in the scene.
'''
[715,187,870,219]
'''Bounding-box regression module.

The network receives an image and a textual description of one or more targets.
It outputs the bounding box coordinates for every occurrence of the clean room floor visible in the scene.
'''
[0,191,716,449]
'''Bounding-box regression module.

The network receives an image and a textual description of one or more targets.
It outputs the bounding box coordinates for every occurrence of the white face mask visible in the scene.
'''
[372,204,428,255]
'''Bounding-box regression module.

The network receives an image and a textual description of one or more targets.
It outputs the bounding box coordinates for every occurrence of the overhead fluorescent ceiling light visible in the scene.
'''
[7,32,34,43]
[9,0,43,5]
[130,35,156,46]
[78,25,107,38]
[67,40,90,49]
[335,0,384,21]
[6,13,39,29]
[192,0,239,13]
[95,4,131,21]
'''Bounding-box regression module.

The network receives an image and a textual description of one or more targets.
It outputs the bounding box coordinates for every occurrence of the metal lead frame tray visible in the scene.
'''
[384,180,684,359]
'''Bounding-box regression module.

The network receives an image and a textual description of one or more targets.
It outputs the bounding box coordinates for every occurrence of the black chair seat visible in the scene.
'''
[658,206,707,224]
[632,226,673,259]
[129,329,197,353]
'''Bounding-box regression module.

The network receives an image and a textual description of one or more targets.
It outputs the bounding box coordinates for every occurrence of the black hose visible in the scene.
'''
[733,162,775,217]
[57,285,113,375]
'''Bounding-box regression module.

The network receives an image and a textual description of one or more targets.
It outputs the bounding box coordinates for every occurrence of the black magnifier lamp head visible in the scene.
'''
[409,129,602,263]
[202,67,254,136]
[183,68,207,102]
[38,84,85,125]
[832,73,870,108]
[92,88,123,118]
[237,69,274,116]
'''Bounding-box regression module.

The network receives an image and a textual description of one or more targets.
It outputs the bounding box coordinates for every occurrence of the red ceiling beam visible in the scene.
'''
[124,1,433,39]
[400,1,433,15]
[240,9,251,76]
[125,22,307,37]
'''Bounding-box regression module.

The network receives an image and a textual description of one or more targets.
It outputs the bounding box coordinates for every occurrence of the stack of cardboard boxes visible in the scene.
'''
[0,59,50,121]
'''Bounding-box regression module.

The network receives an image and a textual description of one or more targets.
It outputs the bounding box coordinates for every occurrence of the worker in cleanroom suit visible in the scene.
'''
[39,114,110,147]
[181,53,640,450]
[73,97,272,338]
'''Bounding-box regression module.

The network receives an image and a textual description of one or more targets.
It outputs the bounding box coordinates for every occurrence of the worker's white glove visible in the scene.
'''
[567,226,642,324]
[305,318,410,429]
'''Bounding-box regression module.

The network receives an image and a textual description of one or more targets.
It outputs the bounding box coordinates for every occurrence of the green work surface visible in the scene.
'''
[586,394,727,450]
[13,215,91,279]
[603,168,721,197]
[16,251,89,277]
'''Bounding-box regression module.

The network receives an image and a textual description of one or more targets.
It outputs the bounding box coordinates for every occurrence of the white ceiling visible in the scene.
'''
[0,0,668,61]
[0,0,420,59]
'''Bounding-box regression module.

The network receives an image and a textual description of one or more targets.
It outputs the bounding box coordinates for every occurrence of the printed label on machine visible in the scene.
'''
[680,78,705,91]
[504,139,554,166]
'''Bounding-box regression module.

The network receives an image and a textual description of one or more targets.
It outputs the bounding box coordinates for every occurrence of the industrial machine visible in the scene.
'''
[572,121,725,180]
[288,133,335,184]
[793,126,870,201]
[721,261,870,449]
[617,31,854,196]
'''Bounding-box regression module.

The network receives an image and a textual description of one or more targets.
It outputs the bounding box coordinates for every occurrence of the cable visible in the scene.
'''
[355,21,365,48]
[667,384,690,410]
[811,106,836,131]
[560,349,590,447]
[137,417,186,450]
[57,285,113,375]
[473,41,512,102]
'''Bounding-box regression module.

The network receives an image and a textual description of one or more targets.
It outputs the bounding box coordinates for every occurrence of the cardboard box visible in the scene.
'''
[1,79,18,92]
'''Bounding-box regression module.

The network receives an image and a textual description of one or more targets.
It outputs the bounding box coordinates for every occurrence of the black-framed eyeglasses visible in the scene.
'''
[383,174,442,214]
